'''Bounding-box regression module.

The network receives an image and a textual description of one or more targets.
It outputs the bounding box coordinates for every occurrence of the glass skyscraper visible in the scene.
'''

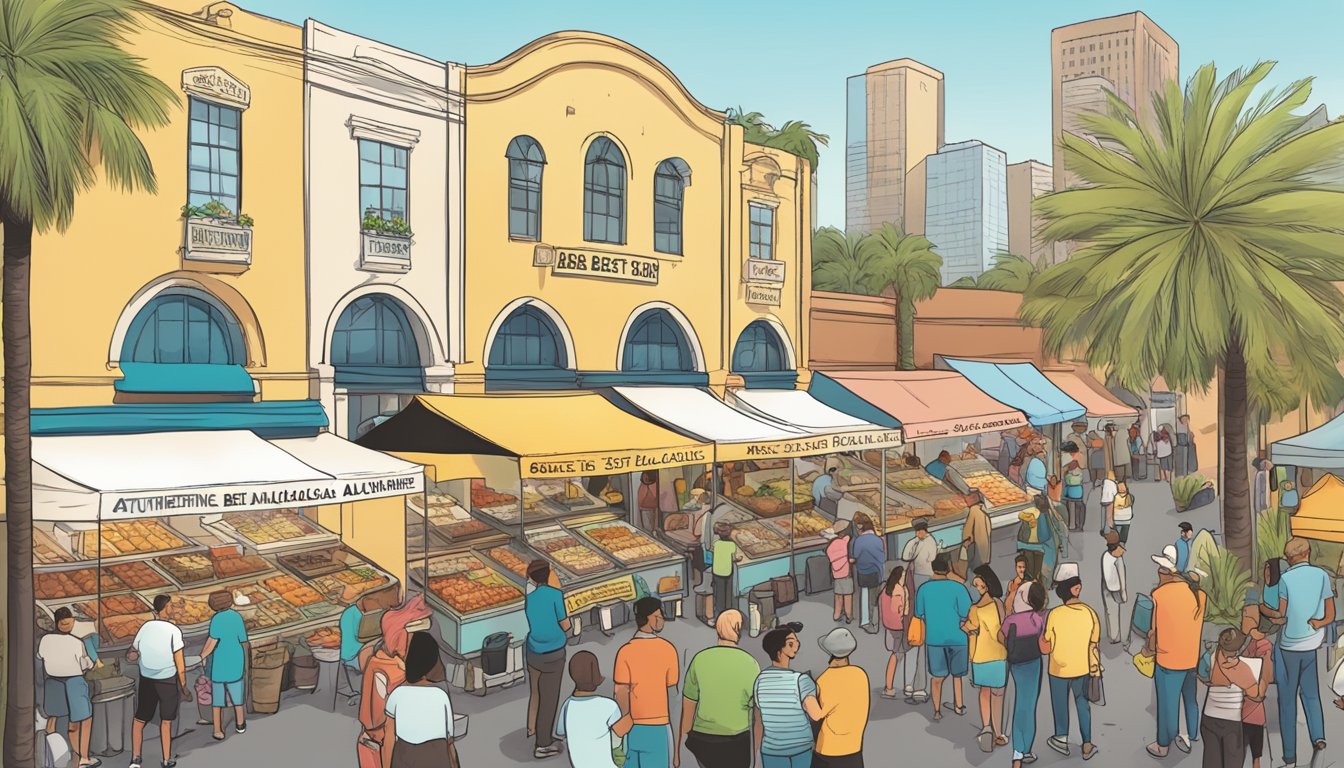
[924,140,1008,284]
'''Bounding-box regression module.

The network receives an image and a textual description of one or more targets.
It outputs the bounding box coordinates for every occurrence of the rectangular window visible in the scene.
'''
[749,203,774,260]
[187,97,242,214]
[359,139,409,225]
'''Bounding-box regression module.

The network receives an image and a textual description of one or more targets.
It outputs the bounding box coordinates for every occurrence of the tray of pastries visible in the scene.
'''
[34,528,75,564]
[424,552,491,579]
[525,527,612,577]
[277,546,363,579]
[427,571,523,616]
[156,553,216,585]
[219,509,335,551]
[263,575,326,607]
[957,470,1031,507]
[482,545,532,580]
[764,509,833,542]
[306,626,342,649]
[74,593,152,619]
[242,598,303,632]
[310,566,389,600]
[470,484,519,516]
[212,552,273,580]
[36,567,127,600]
[160,592,214,628]
[729,520,789,559]
[576,521,675,567]
[101,613,152,644]
[733,478,814,517]
[73,520,190,559]
[106,562,172,591]
[525,479,605,511]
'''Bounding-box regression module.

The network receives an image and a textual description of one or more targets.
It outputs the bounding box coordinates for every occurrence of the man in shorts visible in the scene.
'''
[38,607,97,768]
[914,554,972,721]
[129,593,188,768]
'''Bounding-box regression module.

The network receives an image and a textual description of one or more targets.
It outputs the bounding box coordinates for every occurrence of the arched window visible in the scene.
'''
[506,136,545,240]
[732,321,788,372]
[583,137,626,244]
[623,309,694,372]
[331,295,419,368]
[489,306,567,368]
[653,158,690,255]
[122,290,244,365]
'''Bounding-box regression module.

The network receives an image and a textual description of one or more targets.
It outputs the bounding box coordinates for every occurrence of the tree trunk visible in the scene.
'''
[3,211,35,768]
[897,297,915,370]
[1221,331,1254,568]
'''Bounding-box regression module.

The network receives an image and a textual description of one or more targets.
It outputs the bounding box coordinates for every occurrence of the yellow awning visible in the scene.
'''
[358,393,711,479]
[1291,472,1344,543]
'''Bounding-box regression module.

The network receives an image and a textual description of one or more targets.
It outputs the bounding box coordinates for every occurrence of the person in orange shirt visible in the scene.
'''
[615,596,680,768]
[1144,545,1207,758]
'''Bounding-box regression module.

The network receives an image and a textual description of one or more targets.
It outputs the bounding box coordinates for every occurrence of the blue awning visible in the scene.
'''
[1270,414,1344,469]
[32,401,329,439]
[115,362,255,396]
[940,357,1086,427]
[333,365,426,393]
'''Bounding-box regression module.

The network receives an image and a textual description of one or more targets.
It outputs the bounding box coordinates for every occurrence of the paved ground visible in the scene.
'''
[82,477,1341,768]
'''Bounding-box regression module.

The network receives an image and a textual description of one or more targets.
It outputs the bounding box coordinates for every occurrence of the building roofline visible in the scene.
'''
[862,58,943,79]
[939,138,1008,156]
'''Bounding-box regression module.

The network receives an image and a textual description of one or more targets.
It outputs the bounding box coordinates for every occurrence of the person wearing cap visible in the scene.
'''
[38,606,97,768]
[615,596,679,768]
[753,625,821,768]
[557,650,632,768]
[915,554,973,721]
[1175,523,1194,573]
[813,628,869,767]
[1198,628,1264,768]
[900,518,937,703]
[826,520,855,624]
[1099,533,1127,644]
[1275,537,1334,767]
[200,590,249,741]
[680,610,760,768]
[1040,563,1100,760]
[1144,545,1206,758]
[525,559,572,759]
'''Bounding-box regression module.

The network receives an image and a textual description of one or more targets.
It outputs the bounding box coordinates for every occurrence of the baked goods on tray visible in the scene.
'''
[213,552,272,580]
[582,523,673,565]
[161,593,213,626]
[525,529,609,576]
[277,546,358,579]
[102,613,151,643]
[106,562,171,591]
[263,575,325,607]
[36,568,127,600]
[484,546,531,579]
[307,627,341,649]
[427,574,521,615]
[75,594,151,619]
[223,509,326,546]
[729,521,788,559]
[80,520,189,558]
[156,553,215,585]
[34,528,74,564]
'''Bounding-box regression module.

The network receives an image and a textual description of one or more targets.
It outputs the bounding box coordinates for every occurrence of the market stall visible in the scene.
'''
[612,386,903,595]
[30,429,418,684]
[1271,412,1344,470]
[809,369,1031,549]
[358,392,710,654]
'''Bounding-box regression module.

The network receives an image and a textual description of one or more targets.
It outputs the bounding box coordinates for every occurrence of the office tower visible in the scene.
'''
[846,59,945,234]
[924,140,1008,284]
[1007,160,1053,265]
[1051,12,1178,191]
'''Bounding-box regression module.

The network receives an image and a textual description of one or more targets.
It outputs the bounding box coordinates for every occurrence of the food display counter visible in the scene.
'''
[945,457,1034,518]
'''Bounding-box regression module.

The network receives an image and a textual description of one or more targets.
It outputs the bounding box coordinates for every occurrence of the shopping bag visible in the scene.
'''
[1133,653,1156,678]
[907,617,925,647]
[1087,674,1106,705]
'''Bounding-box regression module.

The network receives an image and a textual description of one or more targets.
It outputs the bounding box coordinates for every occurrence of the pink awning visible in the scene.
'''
[817,370,1029,441]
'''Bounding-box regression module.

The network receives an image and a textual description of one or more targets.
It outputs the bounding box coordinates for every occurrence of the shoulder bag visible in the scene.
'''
[1086,606,1105,705]
[907,617,925,647]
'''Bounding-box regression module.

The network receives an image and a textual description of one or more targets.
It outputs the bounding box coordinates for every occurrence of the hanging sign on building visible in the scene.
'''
[745,283,782,307]
[745,258,786,283]
[181,67,251,108]
[551,248,659,285]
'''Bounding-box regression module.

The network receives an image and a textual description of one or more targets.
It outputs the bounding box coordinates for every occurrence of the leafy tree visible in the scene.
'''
[811,226,875,295]
[1021,62,1344,566]
[727,108,830,170]
[976,252,1043,293]
[861,224,942,370]
[948,276,978,288]
[0,1,175,761]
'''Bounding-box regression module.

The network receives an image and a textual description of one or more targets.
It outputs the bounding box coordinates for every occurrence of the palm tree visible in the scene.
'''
[976,252,1041,293]
[1021,62,1344,567]
[948,276,978,288]
[763,120,830,171]
[811,226,875,294]
[861,224,942,370]
[726,106,772,144]
[1,1,175,762]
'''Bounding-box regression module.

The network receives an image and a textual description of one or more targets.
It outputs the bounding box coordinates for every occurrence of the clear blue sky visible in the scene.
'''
[247,0,1342,229]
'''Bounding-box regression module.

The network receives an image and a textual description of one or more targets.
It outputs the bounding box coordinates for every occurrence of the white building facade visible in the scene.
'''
[304,20,464,437]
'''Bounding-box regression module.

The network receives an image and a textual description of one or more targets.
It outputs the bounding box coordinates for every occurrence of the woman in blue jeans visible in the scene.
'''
[1040,567,1100,761]
[1000,582,1047,768]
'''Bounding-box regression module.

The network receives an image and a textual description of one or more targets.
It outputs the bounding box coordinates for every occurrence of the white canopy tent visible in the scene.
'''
[32,430,424,521]
[727,388,897,437]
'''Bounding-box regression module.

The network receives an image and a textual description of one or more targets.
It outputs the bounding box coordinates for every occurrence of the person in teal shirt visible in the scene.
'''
[925,450,953,481]
[914,555,973,720]
[201,591,249,740]
[339,602,363,668]
[525,560,571,758]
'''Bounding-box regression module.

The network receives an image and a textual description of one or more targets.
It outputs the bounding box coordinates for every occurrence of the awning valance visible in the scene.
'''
[358,392,711,479]
[1270,414,1344,469]
[727,388,902,445]
[614,387,902,462]
[940,357,1086,426]
[809,370,1029,441]
[32,430,423,521]
[1042,369,1137,420]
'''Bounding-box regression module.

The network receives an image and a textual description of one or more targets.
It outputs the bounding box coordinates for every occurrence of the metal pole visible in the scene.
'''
[881,448,888,533]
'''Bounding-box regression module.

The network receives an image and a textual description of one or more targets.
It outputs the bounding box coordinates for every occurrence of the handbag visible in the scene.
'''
[1087,673,1106,705]
[1133,652,1156,678]
[907,617,925,647]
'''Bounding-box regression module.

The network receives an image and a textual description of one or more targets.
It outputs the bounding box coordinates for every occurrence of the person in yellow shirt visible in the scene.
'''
[966,565,1008,753]
[813,628,869,768]
[1039,564,1101,761]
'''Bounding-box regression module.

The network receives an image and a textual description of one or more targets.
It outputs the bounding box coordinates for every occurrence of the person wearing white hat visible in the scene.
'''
[1040,563,1100,761]
[813,628,869,767]
[1144,546,1206,759]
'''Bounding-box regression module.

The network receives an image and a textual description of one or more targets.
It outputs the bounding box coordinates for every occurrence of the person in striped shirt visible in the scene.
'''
[751,624,821,768]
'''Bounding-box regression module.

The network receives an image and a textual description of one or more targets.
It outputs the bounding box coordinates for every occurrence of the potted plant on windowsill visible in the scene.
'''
[361,209,411,238]
[180,199,254,266]
[359,208,413,272]
[181,199,254,228]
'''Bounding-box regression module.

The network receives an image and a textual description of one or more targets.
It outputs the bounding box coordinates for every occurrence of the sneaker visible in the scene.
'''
[533,746,562,759]
[1022,754,1038,764]
[235,723,246,734]
[1176,735,1192,754]
[129,757,142,768]
[162,761,177,768]
[1048,736,1070,757]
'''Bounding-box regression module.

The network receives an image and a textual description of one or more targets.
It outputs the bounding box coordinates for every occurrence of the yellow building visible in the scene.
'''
[460,32,811,394]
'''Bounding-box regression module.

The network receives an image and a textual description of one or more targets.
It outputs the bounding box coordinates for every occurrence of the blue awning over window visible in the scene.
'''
[333,365,426,392]
[115,362,255,396]
[939,357,1086,427]
[32,401,329,438]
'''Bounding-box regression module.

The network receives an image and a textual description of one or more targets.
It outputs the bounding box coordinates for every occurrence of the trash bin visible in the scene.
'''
[249,644,290,715]
[749,586,776,634]
[480,633,510,677]
[291,654,319,691]
[89,675,135,757]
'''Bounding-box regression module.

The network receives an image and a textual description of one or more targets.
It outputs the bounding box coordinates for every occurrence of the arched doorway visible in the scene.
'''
[331,294,425,437]
[731,320,796,388]
[485,303,575,391]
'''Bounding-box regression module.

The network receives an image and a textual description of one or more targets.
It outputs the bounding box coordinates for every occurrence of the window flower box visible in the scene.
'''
[359,211,413,273]
[181,201,254,267]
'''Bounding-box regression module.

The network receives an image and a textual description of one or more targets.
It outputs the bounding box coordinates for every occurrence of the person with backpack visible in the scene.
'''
[1145,546,1207,758]
[1040,564,1101,761]
[966,565,1008,752]
[826,520,854,624]
[1001,582,1048,768]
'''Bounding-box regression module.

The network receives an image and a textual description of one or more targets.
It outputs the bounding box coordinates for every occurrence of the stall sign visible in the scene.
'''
[903,413,1029,442]
[716,428,905,462]
[745,283,782,307]
[523,445,709,478]
[745,258,786,283]
[99,473,424,519]
[183,219,252,265]
[551,248,660,285]
[564,575,636,615]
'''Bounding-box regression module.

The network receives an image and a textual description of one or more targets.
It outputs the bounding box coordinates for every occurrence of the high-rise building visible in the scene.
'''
[924,140,1008,284]
[1007,160,1053,265]
[846,59,944,234]
[1051,12,1177,191]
